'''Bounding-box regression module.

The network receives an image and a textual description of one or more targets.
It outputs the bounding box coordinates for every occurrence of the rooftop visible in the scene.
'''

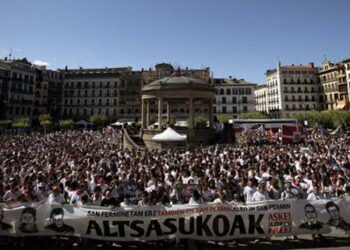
[149,75,206,86]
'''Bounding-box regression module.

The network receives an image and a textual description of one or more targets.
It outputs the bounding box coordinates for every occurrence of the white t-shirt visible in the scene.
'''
[48,193,66,204]
[251,191,270,202]
[243,186,257,203]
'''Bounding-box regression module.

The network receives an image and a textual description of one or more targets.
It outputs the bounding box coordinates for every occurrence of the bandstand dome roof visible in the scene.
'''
[149,76,206,86]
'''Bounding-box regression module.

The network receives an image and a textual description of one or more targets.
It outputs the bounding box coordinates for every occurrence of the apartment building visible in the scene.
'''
[318,59,349,110]
[0,58,40,120]
[255,84,268,113]
[213,78,256,118]
[60,67,142,121]
[262,62,320,117]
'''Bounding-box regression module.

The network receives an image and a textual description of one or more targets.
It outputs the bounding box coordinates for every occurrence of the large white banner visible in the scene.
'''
[1,197,350,241]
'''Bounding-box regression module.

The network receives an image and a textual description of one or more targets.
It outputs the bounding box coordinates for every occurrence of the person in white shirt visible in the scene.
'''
[48,185,65,204]
[188,189,204,205]
[251,181,270,202]
[307,185,325,201]
[212,190,228,204]
[243,178,257,203]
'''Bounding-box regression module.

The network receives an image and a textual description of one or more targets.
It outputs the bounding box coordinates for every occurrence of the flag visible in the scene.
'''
[269,128,274,142]
[255,125,265,135]
[282,125,304,144]
[106,125,114,134]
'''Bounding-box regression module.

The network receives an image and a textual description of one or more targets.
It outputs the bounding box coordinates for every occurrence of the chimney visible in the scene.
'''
[65,65,68,71]
[309,62,314,68]
[4,57,7,61]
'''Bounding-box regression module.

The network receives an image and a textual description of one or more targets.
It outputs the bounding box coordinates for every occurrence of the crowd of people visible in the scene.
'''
[0,128,349,208]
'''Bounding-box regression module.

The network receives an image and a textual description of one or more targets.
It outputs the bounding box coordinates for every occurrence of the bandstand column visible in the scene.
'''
[167,102,171,125]
[208,98,214,128]
[158,97,163,131]
[188,97,194,129]
[141,98,146,129]
[146,100,150,128]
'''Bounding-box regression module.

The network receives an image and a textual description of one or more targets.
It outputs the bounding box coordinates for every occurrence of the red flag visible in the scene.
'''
[269,128,274,142]
[282,125,304,144]
[106,125,114,134]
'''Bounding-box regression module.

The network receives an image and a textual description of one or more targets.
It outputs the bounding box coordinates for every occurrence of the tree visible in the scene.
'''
[240,112,269,119]
[12,118,30,129]
[286,110,350,129]
[217,114,232,123]
[59,119,75,130]
[39,114,53,133]
[90,115,108,127]
[194,115,207,128]
[0,120,12,129]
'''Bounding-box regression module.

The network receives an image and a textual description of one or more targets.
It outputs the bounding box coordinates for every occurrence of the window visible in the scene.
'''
[222,97,226,104]
[222,106,227,113]
[232,88,238,95]
[232,97,237,104]
[99,99,102,106]
[242,96,247,103]
[226,89,231,95]
[243,106,248,112]
[220,89,224,95]
[232,106,237,113]
[245,88,251,95]
[239,88,244,94]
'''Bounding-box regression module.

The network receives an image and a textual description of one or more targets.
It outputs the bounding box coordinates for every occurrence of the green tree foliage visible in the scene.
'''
[90,115,108,127]
[194,115,208,128]
[0,120,12,128]
[59,119,75,129]
[240,112,269,119]
[217,114,232,123]
[39,114,53,132]
[12,118,30,128]
[286,110,350,129]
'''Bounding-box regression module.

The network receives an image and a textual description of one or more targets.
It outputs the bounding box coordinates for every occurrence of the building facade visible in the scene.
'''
[213,78,256,118]
[262,62,320,117]
[318,59,349,110]
[345,59,350,107]
[254,84,268,113]
[60,67,143,121]
[0,58,41,120]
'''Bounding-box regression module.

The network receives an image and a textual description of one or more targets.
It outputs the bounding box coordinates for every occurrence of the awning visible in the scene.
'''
[152,127,187,142]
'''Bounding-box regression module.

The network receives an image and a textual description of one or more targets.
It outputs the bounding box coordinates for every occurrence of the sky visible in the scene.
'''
[1,0,349,84]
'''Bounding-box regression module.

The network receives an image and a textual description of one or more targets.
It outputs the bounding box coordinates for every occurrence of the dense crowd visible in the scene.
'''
[1,129,350,207]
